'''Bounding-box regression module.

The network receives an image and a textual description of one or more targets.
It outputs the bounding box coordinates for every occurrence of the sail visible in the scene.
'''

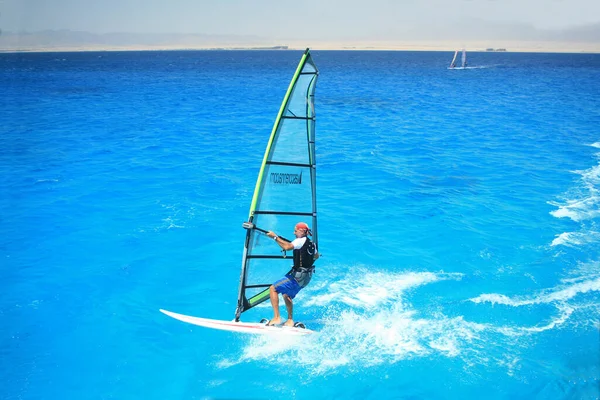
[235,48,319,321]
[461,49,467,68]
[450,50,458,68]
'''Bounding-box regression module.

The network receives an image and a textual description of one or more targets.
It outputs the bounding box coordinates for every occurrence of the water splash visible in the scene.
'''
[304,268,462,310]
[214,261,600,376]
[469,276,600,307]
[549,163,600,223]
[551,231,600,247]
[217,268,565,375]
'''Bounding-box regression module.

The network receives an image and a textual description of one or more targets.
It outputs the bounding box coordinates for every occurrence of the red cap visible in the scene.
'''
[295,222,312,235]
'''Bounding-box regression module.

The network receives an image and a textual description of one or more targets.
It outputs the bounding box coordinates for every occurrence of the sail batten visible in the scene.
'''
[266,161,313,167]
[235,49,319,321]
[281,116,314,120]
[254,211,314,216]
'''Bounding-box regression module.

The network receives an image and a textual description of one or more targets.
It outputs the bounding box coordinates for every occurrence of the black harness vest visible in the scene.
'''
[289,238,316,288]
[293,238,315,271]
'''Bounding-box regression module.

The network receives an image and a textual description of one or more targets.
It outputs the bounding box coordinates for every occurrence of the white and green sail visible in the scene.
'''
[235,48,319,321]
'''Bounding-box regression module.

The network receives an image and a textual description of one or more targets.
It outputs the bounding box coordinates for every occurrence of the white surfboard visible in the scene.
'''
[159,309,315,336]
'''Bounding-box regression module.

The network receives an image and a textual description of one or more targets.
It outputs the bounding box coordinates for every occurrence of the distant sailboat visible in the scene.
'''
[449,49,467,69]
[449,51,458,68]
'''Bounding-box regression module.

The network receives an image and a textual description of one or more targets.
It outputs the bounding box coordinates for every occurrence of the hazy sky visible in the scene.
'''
[2,0,599,39]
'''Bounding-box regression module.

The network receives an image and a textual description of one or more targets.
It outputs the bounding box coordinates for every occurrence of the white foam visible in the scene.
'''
[582,164,600,183]
[223,309,493,374]
[590,142,600,149]
[552,231,600,247]
[549,198,600,222]
[304,268,463,310]
[218,269,499,374]
[498,356,521,377]
[469,276,600,306]
[549,160,600,223]
[219,267,599,375]
[562,261,600,281]
[551,232,580,247]
[519,305,574,333]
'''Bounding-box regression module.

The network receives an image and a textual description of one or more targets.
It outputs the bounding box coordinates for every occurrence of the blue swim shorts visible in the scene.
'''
[272,274,302,299]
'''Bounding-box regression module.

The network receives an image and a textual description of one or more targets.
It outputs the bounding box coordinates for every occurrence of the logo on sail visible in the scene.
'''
[270,171,303,185]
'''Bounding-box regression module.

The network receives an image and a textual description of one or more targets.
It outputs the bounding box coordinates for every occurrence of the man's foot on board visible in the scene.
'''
[267,317,282,326]
[283,319,295,327]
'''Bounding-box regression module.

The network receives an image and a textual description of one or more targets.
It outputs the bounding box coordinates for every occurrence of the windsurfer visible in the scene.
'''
[265,222,319,327]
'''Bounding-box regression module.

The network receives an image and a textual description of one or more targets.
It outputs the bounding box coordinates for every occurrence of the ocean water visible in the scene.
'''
[1,49,600,399]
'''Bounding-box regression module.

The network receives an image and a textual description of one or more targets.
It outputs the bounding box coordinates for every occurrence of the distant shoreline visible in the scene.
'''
[1,46,599,54]
[1,29,598,54]
[1,41,599,54]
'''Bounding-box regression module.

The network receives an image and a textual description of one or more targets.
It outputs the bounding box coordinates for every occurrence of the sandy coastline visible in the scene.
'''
[1,40,599,54]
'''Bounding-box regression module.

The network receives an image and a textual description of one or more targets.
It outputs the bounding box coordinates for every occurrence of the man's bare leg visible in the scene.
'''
[267,285,282,325]
[282,294,294,327]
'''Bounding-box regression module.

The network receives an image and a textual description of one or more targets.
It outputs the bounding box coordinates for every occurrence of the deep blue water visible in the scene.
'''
[2,49,600,399]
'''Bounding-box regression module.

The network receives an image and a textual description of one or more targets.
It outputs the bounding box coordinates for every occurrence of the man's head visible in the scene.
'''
[294,222,312,237]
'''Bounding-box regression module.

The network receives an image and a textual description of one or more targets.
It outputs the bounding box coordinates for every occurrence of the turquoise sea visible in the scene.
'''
[2,49,600,399]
